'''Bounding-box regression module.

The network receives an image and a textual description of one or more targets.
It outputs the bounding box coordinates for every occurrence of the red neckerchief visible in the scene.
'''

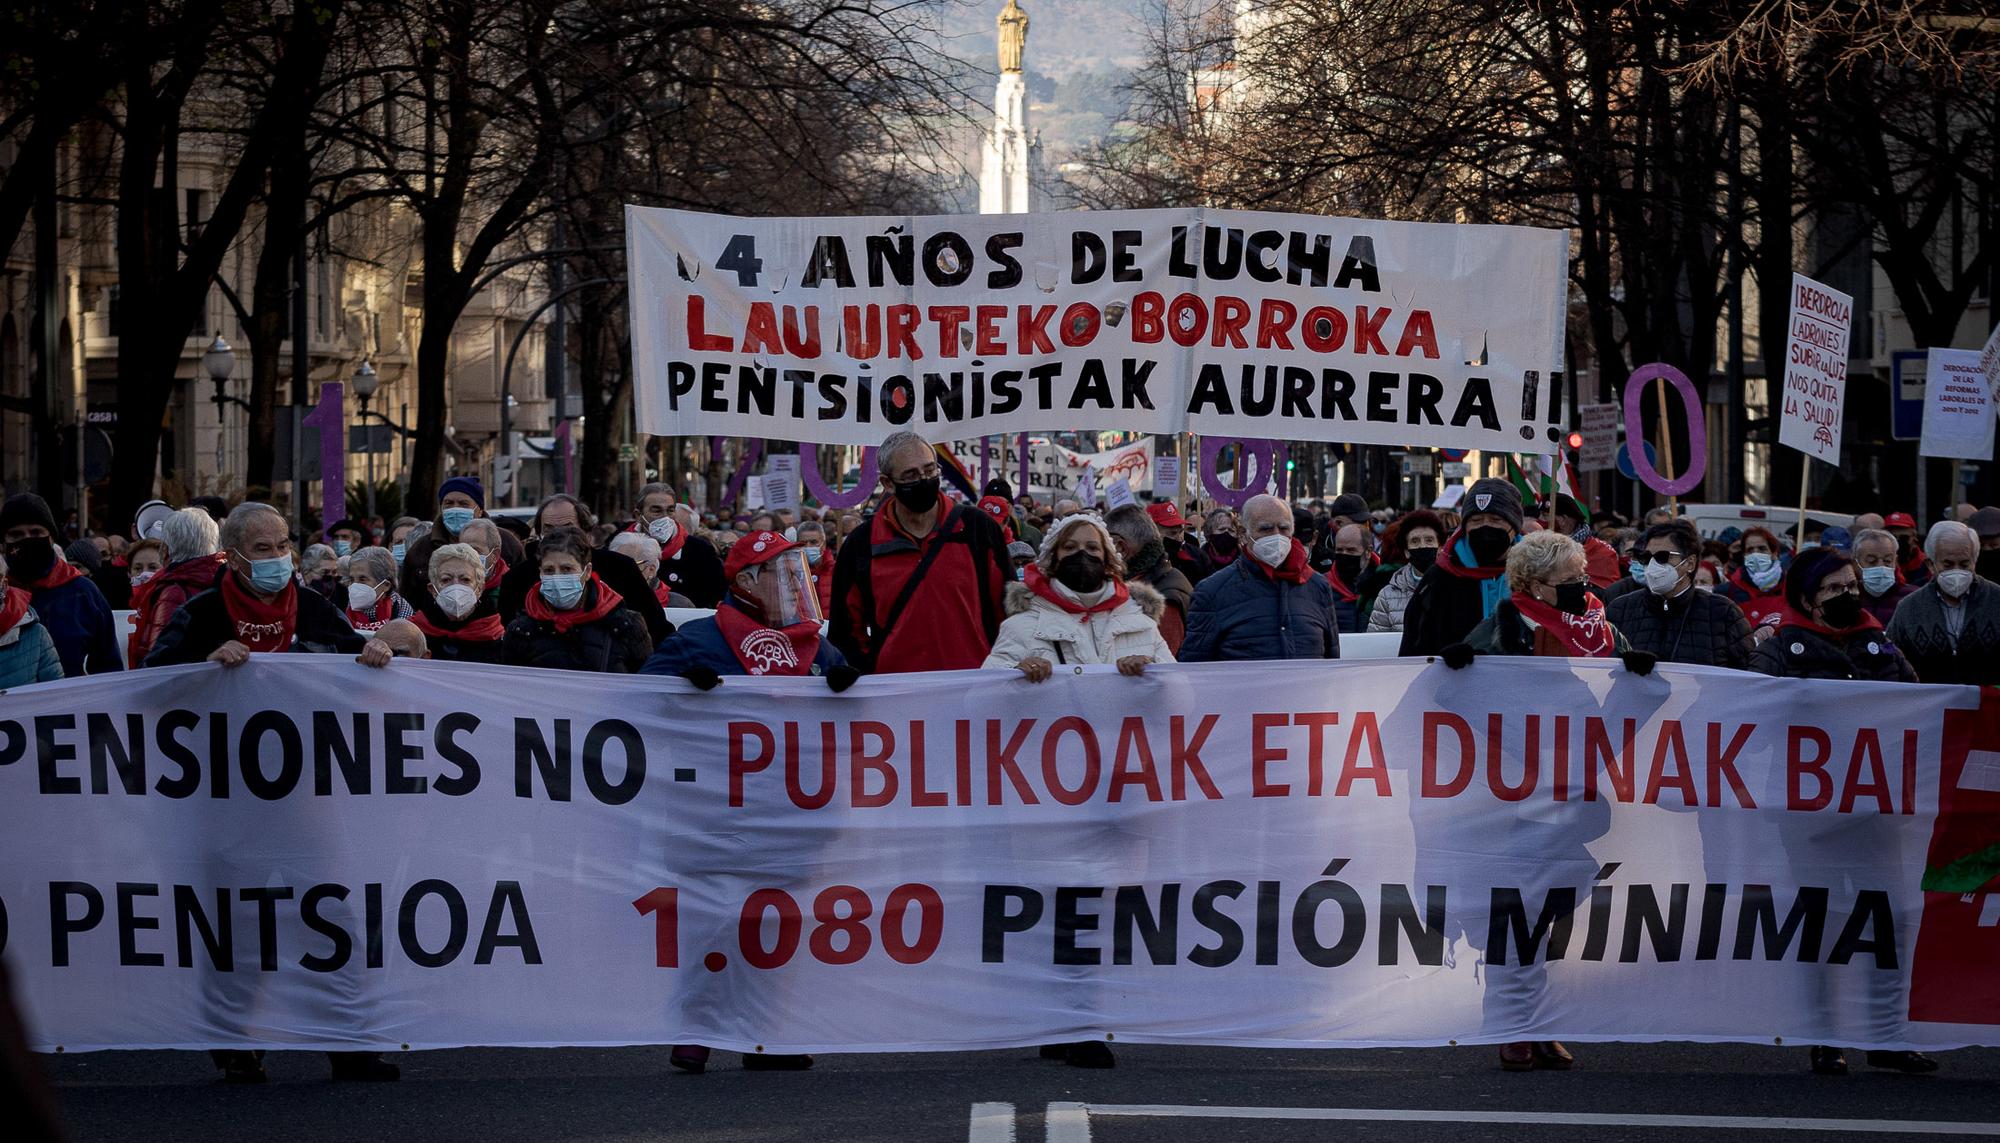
[346,593,398,633]
[1435,527,1506,580]
[1024,563,1129,617]
[1510,591,1615,657]
[484,555,508,592]
[653,578,673,606]
[523,572,623,634]
[408,604,505,642]
[1324,553,1378,602]
[713,600,820,676]
[1247,537,1314,584]
[1776,604,1883,637]
[0,585,29,634]
[219,574,297,652]
[11,558,84,592]
[631,519,692,560]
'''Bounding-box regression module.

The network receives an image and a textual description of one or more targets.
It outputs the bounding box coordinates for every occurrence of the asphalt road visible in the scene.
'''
[37,1042,2000,1142]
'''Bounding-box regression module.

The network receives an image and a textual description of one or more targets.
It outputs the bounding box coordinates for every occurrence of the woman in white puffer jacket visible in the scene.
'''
[982,511,1175,681]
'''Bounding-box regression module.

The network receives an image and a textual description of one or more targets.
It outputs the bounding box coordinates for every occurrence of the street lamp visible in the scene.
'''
[203,335,236,490]
[351,360,380,525]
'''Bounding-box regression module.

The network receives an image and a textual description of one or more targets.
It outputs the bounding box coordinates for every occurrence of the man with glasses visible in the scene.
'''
[828,430,1012,673]
[1606,519,1755,668]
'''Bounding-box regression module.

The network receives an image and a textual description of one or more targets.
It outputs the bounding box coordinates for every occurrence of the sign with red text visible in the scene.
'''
[3,658,1995,1055]
[628,207,1570,451]
[1919,348,1995,462]
[1778,273,1853,464]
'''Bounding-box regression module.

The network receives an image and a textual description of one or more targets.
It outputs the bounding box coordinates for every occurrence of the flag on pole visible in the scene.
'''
[1506,454,1587,519]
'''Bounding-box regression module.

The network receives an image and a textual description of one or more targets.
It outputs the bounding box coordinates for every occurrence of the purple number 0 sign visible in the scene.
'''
[802,443,877,510]
[1199,437,1279,509]
[1622,363,1706,497]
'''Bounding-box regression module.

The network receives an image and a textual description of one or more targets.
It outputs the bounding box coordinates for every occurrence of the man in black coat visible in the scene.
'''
[1606,520,1754,668]
[496,494,672,646]
[1400,478,1523,656]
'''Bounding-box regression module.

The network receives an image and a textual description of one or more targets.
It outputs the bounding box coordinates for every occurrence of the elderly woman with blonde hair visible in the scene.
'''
[1442,530,1651,666]
[982,511,1173,683]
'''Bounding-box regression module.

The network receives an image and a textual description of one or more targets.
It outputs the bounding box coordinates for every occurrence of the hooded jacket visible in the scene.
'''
[1398,528,1510,656]
[983,579,1175,669]
[0,595,63,687]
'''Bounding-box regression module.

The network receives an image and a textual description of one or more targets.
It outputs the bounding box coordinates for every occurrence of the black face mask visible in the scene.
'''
[5,535,55,580]
[309,574,341,601]
[1553,580,1589,616]
[1819,591,1863,629]
[1467,526,1512,566]
[1333,554,1364,585]
[1979,548,2000,583]
[892,476,941,513]
[1053,551,1107,593]
[1209,533,1239,556]
[1407,546,1438,573]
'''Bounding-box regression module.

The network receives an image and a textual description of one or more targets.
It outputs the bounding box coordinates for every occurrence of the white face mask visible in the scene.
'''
[1252,534,1292,567]
[647,516,678,545]
[129,570,156,588]
[346,582,380,611]
[436,583,479,619]
[1643,557,1681,596]
[1937,569,1975,599]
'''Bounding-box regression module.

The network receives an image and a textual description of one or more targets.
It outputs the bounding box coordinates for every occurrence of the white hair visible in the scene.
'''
[348,545,398,585]
[1505,531,1581,592]
[1925,520,1977,562]
[218,502,284,553]
[1850,528,1896,555]
[161,506,220,562]
[428,542,484,584]
[609,532,660,562]
[878,430,931,474]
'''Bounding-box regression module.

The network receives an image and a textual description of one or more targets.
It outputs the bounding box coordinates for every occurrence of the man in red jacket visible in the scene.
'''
[829,430,1011,673]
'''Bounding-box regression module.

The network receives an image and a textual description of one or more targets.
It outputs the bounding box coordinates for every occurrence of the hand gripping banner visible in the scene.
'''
[627,206,1572,451]
[1,657,1996,1054]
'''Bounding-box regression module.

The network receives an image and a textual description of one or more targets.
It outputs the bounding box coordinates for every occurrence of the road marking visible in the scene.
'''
[968,1102,1016,1143]
[1064,1104,2000,1135]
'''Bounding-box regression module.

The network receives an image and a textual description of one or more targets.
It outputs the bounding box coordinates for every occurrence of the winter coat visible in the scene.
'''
[1180,558,1341,662]
[144,584,364,666]
[400,520,527,603]
[1750,620,1918,682]
[0,607,63,687]
[499,543,672,646]
[1721,570,1788,630]
[1885,577,2000,687]
[983,581,1175,669]
[1605,586,1755,669]
[1596,571,1648,606]
[1367,563,1422,633]
[19,573,122,677]
[1462,599,1631,658]
[658,533,728,609]
[1398,556,1507,656]
[130,555,225,666]
[1860,579,1919,627]
[641,603,843,678]
[1124,541,1193,654]
[501,585,653,674]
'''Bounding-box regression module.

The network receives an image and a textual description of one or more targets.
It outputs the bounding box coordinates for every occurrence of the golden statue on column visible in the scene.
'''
[998,0,1028,74]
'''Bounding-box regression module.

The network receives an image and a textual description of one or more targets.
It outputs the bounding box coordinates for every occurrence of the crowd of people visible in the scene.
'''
[7,434,2000,1079]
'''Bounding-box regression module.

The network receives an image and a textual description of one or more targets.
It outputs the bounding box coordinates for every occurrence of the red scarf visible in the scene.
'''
[219,574,297,653]
[523,572,623,635]
[346,593,398,633]
[714,602,820,676]
[408,607,505,642]
[484,555,509,592]
[11,558,84,592]
[654,578,674,606]
[1510,591,1616,657]
[1247,537,1314,584]
[0,585,29,634]
[1324,554,1378,602]
[1024,563,1130,617]
[1776,605,1883,637]
[631,519,690,560]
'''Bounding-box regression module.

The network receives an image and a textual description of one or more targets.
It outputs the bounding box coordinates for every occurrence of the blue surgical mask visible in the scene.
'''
[334,540,352,557]
[237,551,294,594]
[1859,565,1896,597]
[441,507,476,535]
[1630,560,1647,582]
[392,542,406,564]
[540,573,585,610]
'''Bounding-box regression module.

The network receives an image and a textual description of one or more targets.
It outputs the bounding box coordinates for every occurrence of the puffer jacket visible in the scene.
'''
[129,554,226,666]
[1885,578,2000,687]
[983,581,1175,668]
[0,605,63,687]
[1367,563,1422,633]
[1181,557,1341,662]
[1750,619,1918,682]
[1605,586,1755,668]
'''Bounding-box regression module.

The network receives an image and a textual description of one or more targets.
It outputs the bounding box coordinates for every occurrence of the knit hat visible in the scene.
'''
[1461,478,1524,533]
[723,529,797,581]
[1146,501,1186,528]
[1328,493,1370,524]
[0,493,58,537]
[1007,541,1036,561]
[1037,511,1118,573]
[64,539,101,570]
[438,476,485,508]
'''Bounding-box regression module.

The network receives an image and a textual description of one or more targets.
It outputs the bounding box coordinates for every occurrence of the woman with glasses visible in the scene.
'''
[1605,520,1755,669]
[1749,547,1916,683]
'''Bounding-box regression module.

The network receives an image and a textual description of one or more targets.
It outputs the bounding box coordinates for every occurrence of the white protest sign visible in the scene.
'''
[1104,477,1136,510]
[1577,402,1620,471]
[1075,466,1096,507]
[946,436,1154,504]
[4,658,1995,1053]
[1153,455,1182,499]
[740,474,768,511]
[628,207,1570,450]
[763,454,802,511]
[1777,273,1853,464]
[1918,348,1995,461]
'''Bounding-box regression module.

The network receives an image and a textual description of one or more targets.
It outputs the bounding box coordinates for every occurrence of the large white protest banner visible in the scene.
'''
[946,435,1154,503]
[1918,348,1995,462]
[1778,273,1854,464]
[4,659,1997,1054]
[628,207,1571,451]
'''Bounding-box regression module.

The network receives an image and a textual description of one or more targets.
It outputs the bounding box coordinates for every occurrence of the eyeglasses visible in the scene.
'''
[1817,583,1859,598]
[1637,550,1689,565]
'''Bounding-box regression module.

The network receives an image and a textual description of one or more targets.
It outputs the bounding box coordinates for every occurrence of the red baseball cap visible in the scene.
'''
[978,495,1012,523]
[722,530,796,580]
[1147,502,1187,528]
[1883,512,1917,530]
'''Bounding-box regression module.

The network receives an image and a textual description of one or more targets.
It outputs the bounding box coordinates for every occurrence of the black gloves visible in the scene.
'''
[683,665,723,691]
[1440,643,1476,670]
[1620,649,1658,677]
[825,664,861,693]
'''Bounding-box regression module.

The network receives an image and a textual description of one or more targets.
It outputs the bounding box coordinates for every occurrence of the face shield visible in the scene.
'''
[753,549,822,627]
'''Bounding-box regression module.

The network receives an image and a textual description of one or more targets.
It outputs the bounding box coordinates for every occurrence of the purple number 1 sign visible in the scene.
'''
[302,382,346,535]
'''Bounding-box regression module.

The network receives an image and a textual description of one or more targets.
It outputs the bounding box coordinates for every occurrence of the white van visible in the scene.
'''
[1677,503,1855,541]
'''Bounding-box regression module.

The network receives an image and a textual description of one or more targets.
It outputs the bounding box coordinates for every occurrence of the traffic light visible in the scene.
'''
[492,454,519,500]
[1566,431,1584,450]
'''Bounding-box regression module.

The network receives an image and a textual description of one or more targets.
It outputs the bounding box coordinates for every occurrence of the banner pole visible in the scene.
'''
[1654,371,1679,512]
[1795,457,1811,549]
